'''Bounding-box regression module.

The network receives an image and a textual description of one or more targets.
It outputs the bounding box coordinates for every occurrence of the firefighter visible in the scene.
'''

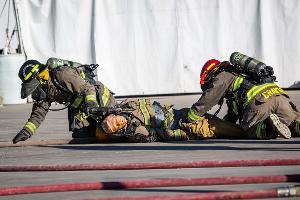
[12,58,116,144]
[184,55,300,140]
[95,99,245,143]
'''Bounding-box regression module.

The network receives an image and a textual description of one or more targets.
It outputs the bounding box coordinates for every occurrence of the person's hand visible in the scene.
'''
[179,118,215,138]
[86,101,99,115]
[12,129,32,144]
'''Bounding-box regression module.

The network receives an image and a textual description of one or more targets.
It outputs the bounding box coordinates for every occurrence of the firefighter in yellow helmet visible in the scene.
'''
[184,53,300,139]
[12,58,116,144]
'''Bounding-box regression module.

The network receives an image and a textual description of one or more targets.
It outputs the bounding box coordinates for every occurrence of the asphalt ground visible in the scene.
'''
[0,91,300,200]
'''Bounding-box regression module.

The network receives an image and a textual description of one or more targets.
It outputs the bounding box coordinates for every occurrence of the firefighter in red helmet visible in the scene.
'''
[183,53,300,139]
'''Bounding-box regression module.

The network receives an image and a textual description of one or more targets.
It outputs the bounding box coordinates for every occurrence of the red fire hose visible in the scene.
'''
[0,158,299,172]
[0,174,299,196]
[84,186,300,200]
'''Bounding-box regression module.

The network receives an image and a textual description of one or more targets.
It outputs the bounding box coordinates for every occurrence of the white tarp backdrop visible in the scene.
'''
[16,0,300,95]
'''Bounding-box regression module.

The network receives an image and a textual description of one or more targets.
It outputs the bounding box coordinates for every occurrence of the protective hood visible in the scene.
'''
[21,78,40,99]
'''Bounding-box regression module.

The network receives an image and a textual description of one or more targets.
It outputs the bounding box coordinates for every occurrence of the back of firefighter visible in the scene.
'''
[12,58,116,144]
[186,58,300,139]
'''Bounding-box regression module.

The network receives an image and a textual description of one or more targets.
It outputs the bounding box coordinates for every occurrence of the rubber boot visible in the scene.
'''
[266,114,291,139]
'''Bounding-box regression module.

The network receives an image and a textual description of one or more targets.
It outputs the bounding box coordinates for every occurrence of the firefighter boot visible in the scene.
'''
[266,114,291,139]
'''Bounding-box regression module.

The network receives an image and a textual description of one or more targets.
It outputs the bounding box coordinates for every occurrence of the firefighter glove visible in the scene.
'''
[180,118,215,138]
[12,129,32,144]
[85,98,99,118]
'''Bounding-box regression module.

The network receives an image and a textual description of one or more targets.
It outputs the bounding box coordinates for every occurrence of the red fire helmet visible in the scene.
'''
[200,59,221,88]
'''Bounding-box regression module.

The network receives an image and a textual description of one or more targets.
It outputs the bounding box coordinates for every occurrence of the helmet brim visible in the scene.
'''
[21,79,40,99]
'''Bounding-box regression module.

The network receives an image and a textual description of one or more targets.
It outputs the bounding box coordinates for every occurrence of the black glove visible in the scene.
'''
[86,100,100,119]
[12,129,32,144]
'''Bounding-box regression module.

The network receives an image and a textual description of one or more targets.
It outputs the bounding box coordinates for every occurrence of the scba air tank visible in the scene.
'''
[229,52,276,83]
[46,58,82,70]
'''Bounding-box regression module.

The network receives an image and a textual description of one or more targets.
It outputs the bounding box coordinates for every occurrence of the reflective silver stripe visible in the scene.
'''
[102,86,110,106]
[139,99,150,126]
[24,122,36,135]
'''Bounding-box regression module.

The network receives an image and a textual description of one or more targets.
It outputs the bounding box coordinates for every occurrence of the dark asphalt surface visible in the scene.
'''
[0,92,299,200]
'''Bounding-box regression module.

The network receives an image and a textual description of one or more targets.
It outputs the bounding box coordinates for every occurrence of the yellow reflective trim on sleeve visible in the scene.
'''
[174,129,181,139]
[139,99,151,126]
[232,101,239,115]
[75,111,89,122]
[233,76,244,91]
[71,96,84,108]
[24,121,37,135]
[85,94,97,102]
[80,71,86,79]
[243,83,277,107]
[102,86,110,106]
[188,109,203,122]
[24,64,39,81]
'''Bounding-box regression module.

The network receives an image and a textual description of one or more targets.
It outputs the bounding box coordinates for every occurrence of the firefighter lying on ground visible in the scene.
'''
[184,52,300,140]
[12,58,116,144]
[94,99,246,143]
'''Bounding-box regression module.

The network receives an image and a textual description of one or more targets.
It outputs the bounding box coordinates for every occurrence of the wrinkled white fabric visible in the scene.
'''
[16,0,300,95]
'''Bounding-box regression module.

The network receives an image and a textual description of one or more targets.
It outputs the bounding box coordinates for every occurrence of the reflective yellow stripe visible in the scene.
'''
[24,121,36,135]
[243,83,277,107]
[232,101,239,115]
[24,64,39,81]
[175,129,182,139]
[85,94,97,102]
[75,112,89,122]
[72,96,83,108]
[80,71,86,79]
[207,63,216,70]
[255,122,263,139]
[102,86,110,106]
[233,76,244,91]
[139,99,150,126]
[188,109,203,122]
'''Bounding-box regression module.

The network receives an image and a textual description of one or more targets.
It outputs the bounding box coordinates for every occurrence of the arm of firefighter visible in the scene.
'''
[189,72,235,122]
[13,101,51,143]
[57,68,99,116]
[56,67,97,100]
